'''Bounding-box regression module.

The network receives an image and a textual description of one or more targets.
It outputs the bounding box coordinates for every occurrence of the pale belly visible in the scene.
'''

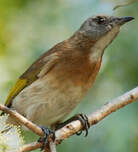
[11,76,84,126]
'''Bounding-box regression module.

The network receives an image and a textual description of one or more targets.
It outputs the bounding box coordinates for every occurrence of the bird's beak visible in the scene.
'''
[118,16,134,25]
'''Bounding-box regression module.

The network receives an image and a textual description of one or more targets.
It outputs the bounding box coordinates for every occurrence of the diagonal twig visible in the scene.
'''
[113,0,137,10]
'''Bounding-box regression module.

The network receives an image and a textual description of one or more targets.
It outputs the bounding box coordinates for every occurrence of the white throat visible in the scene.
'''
[90,26,120,62]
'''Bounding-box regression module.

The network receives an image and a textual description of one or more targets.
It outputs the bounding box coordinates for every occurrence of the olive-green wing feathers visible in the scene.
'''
[4,79,27,107]
[4,51,59,108]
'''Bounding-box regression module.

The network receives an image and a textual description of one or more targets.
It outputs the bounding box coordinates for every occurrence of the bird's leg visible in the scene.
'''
[38,126,55,150]
[55,113,90,136]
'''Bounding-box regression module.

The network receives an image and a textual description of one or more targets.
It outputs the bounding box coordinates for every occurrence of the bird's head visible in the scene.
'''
[78,15,134,41]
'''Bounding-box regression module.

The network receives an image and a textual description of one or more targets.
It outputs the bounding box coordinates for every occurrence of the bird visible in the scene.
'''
[1,15,134,148]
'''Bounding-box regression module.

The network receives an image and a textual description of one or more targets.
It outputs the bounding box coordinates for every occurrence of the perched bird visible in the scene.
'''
[2,15,134,147]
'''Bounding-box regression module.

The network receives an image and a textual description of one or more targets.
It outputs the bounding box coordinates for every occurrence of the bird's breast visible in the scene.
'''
[12,74,85,126]
[12,53,102,126]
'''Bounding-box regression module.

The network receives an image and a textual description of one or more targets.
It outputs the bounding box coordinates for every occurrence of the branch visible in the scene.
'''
[49,141,57,152]
[55,87,138,141]
[0,87,138,152]
[0,104,43,137]
[113,0,137,10]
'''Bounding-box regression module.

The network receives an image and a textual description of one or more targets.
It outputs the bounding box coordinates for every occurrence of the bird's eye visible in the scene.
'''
[97,17,105,24]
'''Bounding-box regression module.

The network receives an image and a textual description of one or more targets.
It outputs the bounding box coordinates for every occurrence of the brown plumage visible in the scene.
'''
[3,15,134,128]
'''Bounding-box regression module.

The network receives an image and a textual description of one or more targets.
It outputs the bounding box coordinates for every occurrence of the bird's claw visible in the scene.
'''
[75,113,90,137]
[55,113,90,137]
[38,126,55,151]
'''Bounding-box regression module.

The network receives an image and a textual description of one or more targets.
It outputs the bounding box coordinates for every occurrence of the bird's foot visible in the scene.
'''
[75,113,90,136]
[55,113,90,137]
[38,126,55,150]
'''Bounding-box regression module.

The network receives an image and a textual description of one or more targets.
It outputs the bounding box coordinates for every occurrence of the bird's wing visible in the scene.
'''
[4,51,59,108]
[4,79,27,107]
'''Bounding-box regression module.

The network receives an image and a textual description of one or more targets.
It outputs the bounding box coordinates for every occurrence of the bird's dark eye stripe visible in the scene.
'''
[99,18,105,21]
[97,17,105,24]
[94,16,106,24]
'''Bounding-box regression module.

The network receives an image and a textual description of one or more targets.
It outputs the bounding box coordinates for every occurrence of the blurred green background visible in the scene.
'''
[0,0,138,151]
